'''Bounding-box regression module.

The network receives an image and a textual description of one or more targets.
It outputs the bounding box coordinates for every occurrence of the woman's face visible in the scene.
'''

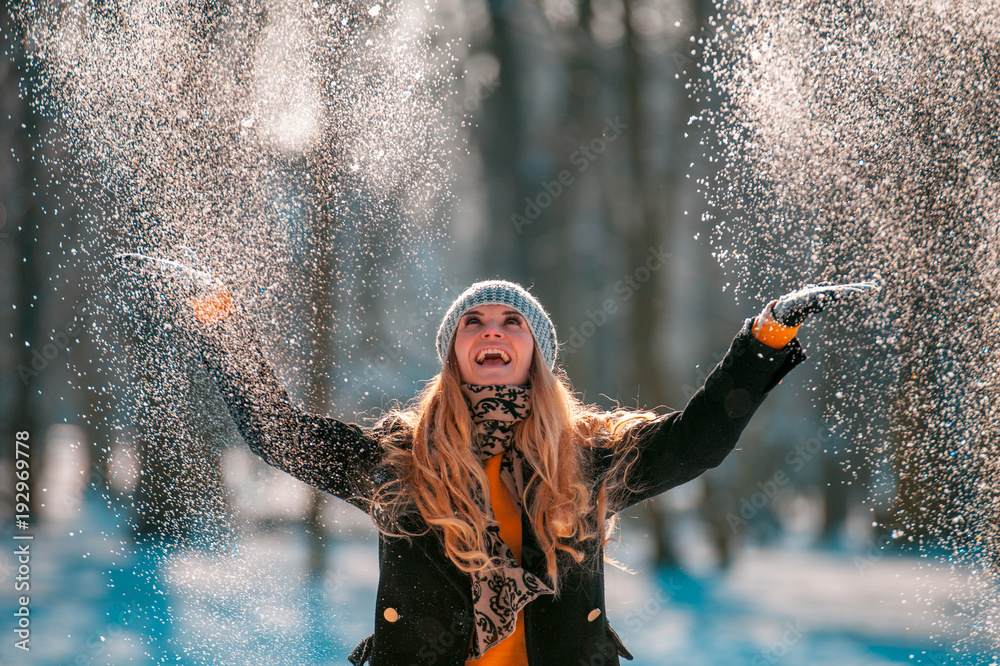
[453,303,535,386]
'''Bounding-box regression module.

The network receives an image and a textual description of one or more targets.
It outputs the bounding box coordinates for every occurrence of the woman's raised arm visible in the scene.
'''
[617,317,803,507]
[118,254,383,509]
[192,301,383,509]
[616,282,878,507]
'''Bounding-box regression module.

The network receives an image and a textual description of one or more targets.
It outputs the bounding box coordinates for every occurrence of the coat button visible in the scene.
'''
[587,609,601,622]
[384,608,399,623]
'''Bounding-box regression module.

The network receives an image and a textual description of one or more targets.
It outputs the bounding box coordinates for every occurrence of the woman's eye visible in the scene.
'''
[505,317,521,325]
[464,316,481,326]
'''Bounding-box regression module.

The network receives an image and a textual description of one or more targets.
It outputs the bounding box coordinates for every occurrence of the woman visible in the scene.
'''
[121,255,873,665]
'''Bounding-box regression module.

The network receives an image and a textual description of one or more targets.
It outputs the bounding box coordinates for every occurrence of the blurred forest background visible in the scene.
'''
[0,0,994,664]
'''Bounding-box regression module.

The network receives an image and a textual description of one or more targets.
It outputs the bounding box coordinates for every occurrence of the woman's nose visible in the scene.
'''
[481,322,503,337]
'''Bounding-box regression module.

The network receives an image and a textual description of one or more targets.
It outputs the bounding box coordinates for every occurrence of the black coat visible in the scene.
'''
[197,316,804,665]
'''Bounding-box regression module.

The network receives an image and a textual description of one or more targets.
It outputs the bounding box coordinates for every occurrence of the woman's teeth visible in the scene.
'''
[476,348,511,364]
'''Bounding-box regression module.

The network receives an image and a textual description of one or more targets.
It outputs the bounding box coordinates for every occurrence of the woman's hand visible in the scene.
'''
[753,281,880,348]
[188,287,235,325]
[115,252,235,325]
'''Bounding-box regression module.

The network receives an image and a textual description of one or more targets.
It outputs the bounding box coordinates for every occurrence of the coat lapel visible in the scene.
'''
[518,457,549,583]
[409,529,474,601]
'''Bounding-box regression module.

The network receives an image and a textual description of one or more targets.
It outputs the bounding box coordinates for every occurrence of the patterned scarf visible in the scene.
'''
[460,384,554,659]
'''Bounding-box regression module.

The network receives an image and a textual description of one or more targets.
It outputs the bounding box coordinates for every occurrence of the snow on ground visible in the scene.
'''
[1,497,996,665]
[604,546,994,666]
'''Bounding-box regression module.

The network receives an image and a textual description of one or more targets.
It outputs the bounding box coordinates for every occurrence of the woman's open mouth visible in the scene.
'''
[475,347,511,365]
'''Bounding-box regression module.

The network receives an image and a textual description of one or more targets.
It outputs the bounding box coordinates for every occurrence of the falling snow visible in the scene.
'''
[11,1,460,662]
[702,0,1000,655]
[8,0,1000,662]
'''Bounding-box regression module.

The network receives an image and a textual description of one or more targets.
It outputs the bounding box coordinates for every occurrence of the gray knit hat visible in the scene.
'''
[436,280,557,369]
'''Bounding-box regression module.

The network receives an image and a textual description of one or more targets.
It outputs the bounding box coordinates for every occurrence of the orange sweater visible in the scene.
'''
[467,454,530,666]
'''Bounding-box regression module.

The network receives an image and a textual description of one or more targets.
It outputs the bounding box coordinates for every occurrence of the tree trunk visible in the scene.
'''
[3,4,45,519]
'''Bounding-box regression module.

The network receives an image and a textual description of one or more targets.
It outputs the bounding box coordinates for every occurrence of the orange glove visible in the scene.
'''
[188,287,235,325]
[752,301,800,349]
[115,252,235,325]
[753,281,880,348]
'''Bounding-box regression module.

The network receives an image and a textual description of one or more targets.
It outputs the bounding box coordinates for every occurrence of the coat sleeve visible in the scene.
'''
[192,311,383,509]
[617,318,805,508]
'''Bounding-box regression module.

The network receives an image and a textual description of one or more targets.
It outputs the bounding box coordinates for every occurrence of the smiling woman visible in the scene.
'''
[118,257,876,666]
[454,305,535,386]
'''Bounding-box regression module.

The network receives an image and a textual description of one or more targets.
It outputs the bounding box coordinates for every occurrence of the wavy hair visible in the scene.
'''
[371,341,654,592]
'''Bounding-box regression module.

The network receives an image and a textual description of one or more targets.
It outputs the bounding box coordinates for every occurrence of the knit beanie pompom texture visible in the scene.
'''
[436,280,557,369]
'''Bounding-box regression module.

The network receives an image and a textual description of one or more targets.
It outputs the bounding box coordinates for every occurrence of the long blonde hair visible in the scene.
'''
[371,342,653,592]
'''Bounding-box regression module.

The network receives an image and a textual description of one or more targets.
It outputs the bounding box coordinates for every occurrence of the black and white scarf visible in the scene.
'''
[460,384,554,659]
